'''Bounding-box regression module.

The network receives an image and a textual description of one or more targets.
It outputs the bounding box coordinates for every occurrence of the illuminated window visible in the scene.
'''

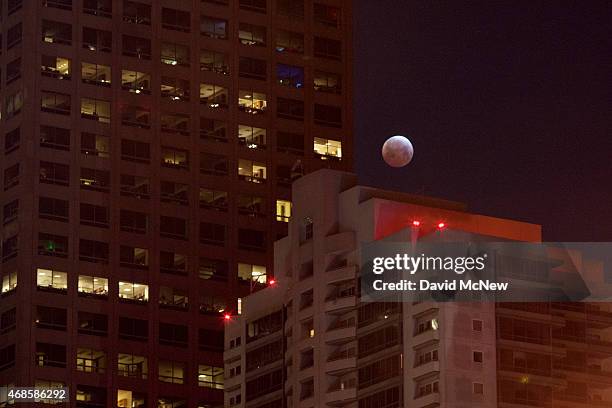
[237,298,243,315]
[200,49,229,74]
[161,41,190,66]
[5,91,23,119]
[78,275,108,297]
[76,348,106,373]
[159,360,185,384]
[198,365,224,389]
[36,268,67,292]
[314,70,341,94]
[276,200,292,222]
[314,137,342,159]
[276,29,304,53]
[161,76,190,101]
[277,63,304,88]
[34,380,65,404]
[81,62,111,86]
[1,271,17,293]
[238,159,267,183]
[117,390,146,408]
[118,354,148,379]
[161,147,189,169]
[238,263,267,283]
[121,69,151,94]
[80,168,110,192]
[238,125,266,148]
[201,16,228,39]
[41,55,71,79]
[118,281,149,302]
[81,97,111,123]
[81,132,110,157]
[238,90,267,114]
[200,295,226,315]
[200,83,228,108]
[239,23,266,46]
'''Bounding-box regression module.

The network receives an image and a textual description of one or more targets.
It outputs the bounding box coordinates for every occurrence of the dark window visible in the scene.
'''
[162,8,190,32]
[199,188,228,211]
[0,345,15,370]
[200,49,229,74]
[358,355,401,389]
[277,131,304,154]
[121,69,151,93]
[277,97,304,120]
[199,257,228,280]
[200,118,228,142]
[3,200,19,225]
[161,42,190,67]
[238,228,266,252]
[36,343,66,368]
[2,236,18,261]
[160,251,187,275]
[160,216,187,240]
[81,62,111,86]
[200,222,226,246]
[201,16,228,39]
[6,58,21,84]
[121,139,150,163]
[81,133,110,157]
[80,203,108,227]
[237,195,265,218]
[161,76,190,101]
[314,36,341,60]
[314,104,342,127]
[119,316,148,341]
[8,0,24,14]
[276,29,303,53]
[75,385,106,408]
[199,329,224,351]
[119,246,149,269]
[246,369,283,400]
[277,63,304,88]
[4,164,20,191]
[121,105,151,128]
[80,168,110,192]
[277,0,304,18]
[38,233,69,257]
[122,35,151,59]
[160,181,189,205]
[239,23,266,46]
[4,128,20,154]
[123,0,151,25]
[120,210,148,233]
[78,312,108,336]
[200,152,228,176]
[39,197,69,222]
[314,70,342,94]
[36,306,67,331]
[0,308,17,334]
[82,27,112,52]
[83,0,112,18]
[161,113,190,135]
[314,3,341,27]
[7,23,23,49]
[79,239,109,263]
[41,91,71,115]
[40,126,70,150]
[120,174,150,199]
[239,57,267,80]
[240,0,266,13]
[159,323,188,347]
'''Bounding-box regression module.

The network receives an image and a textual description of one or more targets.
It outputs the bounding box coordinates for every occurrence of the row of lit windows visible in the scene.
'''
[33,56,342,94]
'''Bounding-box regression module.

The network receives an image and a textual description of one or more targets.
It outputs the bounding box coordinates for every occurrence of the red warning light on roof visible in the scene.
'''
[412,220,421,227]
[437,222,446,230]
[269,279,276,286]
[223,313,231,321]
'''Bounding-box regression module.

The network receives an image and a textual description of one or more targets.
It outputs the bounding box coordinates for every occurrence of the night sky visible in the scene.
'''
[353,1,611,241]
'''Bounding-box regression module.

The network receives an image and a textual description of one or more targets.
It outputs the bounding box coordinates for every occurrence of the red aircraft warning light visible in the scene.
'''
[223,313,232,321]
[437,222,446,230]
[269,279,276,286]
[412,220,421,227]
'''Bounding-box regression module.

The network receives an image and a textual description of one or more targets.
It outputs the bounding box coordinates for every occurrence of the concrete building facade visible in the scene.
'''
[0,0,352,406]
[225,169,612,408]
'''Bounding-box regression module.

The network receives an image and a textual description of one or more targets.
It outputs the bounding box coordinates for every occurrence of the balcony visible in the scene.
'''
[325,231,355,253]
[413,328,440,345]
[325,355,356,375]
[326,326,356,345]
[325,294,356,314]
[325,379,357,406]
[414,392,440,407]
[412,360,440,379]
[326,265,357,285]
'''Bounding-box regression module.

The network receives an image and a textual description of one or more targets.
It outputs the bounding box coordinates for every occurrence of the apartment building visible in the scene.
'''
[224,169,612,408]
[0,0,352,406]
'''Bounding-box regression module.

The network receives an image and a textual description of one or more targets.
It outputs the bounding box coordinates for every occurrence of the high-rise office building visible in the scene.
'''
[0,0,353,406]
[224,169,612,408]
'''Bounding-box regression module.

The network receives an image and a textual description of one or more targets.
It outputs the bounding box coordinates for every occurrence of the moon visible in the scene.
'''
[382,135,414,167]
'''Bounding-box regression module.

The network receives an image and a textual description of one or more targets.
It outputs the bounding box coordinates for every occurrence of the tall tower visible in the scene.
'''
[0,0,353,406]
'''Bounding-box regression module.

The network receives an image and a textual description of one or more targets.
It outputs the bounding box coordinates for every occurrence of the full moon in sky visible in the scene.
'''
[382,135,414,167]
